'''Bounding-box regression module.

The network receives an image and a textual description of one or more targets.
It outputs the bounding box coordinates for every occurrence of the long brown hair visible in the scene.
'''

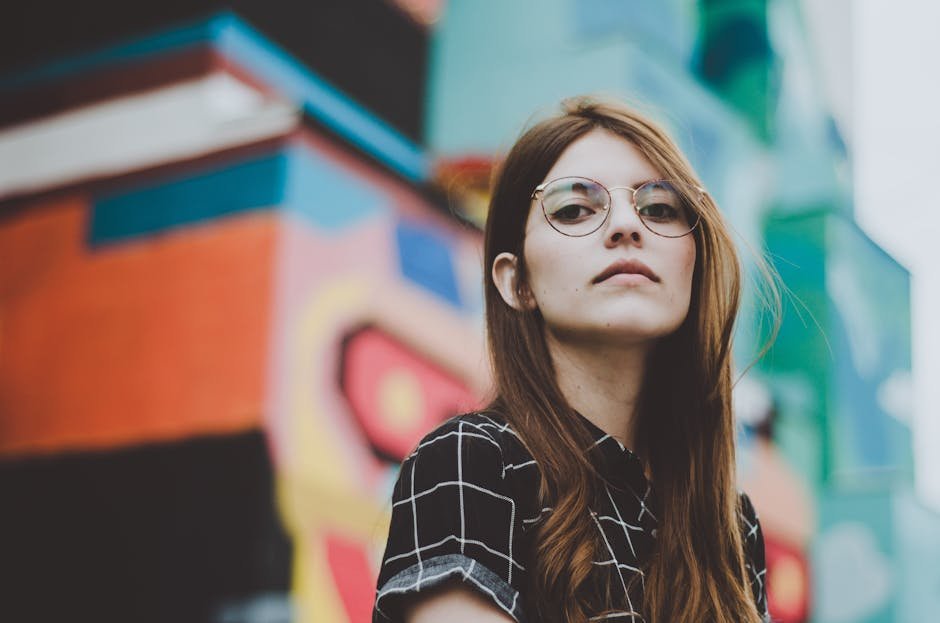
[482,96,765,622]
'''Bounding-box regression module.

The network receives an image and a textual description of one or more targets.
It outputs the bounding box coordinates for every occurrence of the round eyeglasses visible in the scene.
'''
[530,176,702,238]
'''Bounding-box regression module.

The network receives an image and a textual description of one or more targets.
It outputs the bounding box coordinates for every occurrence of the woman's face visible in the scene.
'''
[494,128,697,346]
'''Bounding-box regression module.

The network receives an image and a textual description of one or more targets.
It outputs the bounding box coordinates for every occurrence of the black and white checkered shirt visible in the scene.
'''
[373,411,770,622]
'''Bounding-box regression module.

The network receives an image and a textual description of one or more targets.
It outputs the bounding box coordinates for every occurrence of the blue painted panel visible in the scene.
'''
[283,145,385,230]
[394,221,462,307]
[826,216,913,484]
[830,308,891,469]
[90,151,287,245]
[90,140,395,243]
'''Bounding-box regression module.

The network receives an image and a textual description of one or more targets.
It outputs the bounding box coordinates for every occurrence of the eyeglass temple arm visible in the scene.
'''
[530,183,547,200]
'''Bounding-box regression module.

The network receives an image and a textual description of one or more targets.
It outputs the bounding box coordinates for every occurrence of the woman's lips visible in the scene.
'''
[592,258,660,284]
[598,272,655,286]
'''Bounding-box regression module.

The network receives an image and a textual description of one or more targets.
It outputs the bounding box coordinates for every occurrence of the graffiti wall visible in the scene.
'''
[0,10,459,623]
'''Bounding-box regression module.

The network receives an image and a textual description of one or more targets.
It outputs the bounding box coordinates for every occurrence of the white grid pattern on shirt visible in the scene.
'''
[605,484,639,559]
[590,510,643,621]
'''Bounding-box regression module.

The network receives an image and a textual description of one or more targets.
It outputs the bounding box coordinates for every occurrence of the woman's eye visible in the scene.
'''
[638,203,679,221]
[551,203,594,221]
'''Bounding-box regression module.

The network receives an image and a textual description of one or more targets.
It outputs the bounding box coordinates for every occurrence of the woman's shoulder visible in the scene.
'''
[736,490,763,547]
[431,410,520,438]
[396,412,539,500]
[736,490,760,526]
[407,411,532,463]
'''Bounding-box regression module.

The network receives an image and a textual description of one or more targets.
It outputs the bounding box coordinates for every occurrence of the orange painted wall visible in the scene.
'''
[0,193,276,457]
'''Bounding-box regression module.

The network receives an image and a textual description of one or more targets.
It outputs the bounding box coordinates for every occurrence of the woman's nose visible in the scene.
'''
[603,188,644,246]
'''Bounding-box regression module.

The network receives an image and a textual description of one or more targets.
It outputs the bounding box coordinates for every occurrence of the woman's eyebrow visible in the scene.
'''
[609,177,657,189]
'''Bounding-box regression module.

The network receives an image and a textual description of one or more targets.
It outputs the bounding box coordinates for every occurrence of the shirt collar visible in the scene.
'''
[574,410,649,492]
[574,410,638,457]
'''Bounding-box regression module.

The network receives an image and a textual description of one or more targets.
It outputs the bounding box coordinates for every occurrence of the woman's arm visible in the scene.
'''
[405,584,517,623]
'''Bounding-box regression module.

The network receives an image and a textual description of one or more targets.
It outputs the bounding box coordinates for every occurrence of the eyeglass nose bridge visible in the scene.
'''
[599,186,645,228]
[603,185,641,207]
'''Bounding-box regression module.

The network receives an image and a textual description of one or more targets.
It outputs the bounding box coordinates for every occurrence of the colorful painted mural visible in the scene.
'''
[0,10,452,623]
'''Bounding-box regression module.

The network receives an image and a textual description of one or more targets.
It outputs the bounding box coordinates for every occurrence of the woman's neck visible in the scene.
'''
[545,331,650,451]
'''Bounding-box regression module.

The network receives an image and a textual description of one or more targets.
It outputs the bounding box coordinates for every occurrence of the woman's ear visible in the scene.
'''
[492,252,537,311]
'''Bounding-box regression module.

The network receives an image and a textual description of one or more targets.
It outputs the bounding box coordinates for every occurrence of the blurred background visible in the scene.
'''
[1,1,937,622]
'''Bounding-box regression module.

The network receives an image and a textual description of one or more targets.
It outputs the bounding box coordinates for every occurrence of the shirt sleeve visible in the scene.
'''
[372,417,527,623]
[739,491,771,622]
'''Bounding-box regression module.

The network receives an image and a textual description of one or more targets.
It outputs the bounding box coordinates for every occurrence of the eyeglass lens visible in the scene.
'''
[540,177,697,237]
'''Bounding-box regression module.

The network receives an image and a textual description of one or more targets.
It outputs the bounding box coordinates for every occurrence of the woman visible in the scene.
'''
[372,96,772,623]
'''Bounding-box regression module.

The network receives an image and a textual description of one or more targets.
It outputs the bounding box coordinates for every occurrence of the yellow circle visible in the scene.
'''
[378,367,424,428]
[770,555,805,611]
